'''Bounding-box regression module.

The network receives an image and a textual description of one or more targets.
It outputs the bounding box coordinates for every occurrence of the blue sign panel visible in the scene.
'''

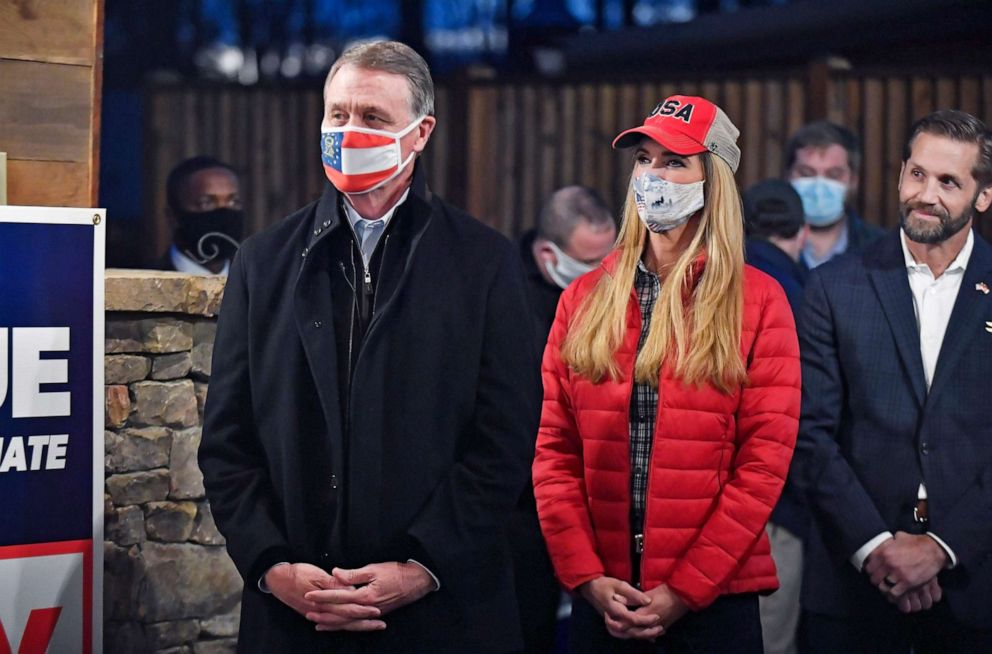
[0,207,104,654]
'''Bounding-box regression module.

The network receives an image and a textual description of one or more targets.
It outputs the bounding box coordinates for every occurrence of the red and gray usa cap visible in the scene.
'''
[613,95,741,173]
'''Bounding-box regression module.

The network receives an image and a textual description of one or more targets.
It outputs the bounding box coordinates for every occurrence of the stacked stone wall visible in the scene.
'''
[103,271,241,654]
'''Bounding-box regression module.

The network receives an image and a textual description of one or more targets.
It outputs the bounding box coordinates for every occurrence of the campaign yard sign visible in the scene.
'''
[0,207,104,654]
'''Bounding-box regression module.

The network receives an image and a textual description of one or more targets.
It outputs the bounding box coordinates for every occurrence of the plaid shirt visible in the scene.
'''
[630,260,661,533]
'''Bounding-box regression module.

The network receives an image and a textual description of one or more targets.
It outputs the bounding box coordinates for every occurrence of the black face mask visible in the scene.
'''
[176,207,244,264]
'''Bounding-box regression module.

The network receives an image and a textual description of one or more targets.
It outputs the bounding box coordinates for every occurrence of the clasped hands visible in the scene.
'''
[263,561,434,632]
[579,576,689,641]
[864,531,948,614]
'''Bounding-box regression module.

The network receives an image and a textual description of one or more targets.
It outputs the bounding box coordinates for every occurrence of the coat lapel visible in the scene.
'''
[866,233,928,407]
[293,186,346,471]
[926,232,992,407]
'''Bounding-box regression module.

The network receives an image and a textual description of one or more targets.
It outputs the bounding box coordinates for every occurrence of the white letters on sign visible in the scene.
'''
[0,327,72,418]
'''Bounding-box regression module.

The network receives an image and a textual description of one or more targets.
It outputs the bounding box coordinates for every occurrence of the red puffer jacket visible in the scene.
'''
[533,250,800,611]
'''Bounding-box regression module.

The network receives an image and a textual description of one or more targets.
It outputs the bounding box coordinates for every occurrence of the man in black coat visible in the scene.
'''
[515,185,615,653]
[199,40,541,653]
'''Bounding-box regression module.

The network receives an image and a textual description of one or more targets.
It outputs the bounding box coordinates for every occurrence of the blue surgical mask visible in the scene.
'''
[791,177,847,227]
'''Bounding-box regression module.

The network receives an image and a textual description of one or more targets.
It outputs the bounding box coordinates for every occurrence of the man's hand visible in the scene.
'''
[578,576,662,640]
[888,577,943,614]
[303,561,434,629]
[264,563,386,631]
[865,531,948,599]
[632,583,690,635]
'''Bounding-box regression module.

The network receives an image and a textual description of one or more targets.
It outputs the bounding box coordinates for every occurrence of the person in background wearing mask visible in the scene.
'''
[533,95,800,653]
[158,156,244,275]
[521,185,617,347]
[785,122,883,269]
[742,179,809,654]
[515,185,616,653]
[199,41,540,653]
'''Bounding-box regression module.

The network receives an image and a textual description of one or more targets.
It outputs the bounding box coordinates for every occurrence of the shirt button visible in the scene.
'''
[634,467,643,475]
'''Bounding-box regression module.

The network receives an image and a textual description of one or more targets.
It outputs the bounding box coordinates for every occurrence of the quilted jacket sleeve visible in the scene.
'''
[532,284,606,591]
[665,278,802,610]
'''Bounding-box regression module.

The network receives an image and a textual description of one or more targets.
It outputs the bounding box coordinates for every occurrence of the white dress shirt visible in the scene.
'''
[342,189,410,266]
[850,229,971,570]
[170,245,230,276]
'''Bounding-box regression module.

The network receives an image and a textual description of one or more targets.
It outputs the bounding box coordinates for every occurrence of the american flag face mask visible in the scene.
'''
[320,116,424,194]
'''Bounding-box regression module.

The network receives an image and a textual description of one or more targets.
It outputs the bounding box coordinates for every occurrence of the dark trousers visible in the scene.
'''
[801,607,992,654]
[509,504,561,654]
[568,593,762,654]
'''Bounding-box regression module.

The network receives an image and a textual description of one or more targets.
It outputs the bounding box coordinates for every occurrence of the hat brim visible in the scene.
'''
[612,126,707,156]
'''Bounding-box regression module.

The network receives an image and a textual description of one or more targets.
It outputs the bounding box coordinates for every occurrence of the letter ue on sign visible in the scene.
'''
[0,541,90,654]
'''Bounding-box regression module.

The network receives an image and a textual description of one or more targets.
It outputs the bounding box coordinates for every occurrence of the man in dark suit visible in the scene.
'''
[794,109,992,652]
[198,40,540,653]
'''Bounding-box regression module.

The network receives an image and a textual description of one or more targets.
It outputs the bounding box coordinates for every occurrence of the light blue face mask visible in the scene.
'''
[791,176,847,227]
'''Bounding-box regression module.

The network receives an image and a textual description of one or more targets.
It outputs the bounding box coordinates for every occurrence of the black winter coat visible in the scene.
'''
[199,167,542,653]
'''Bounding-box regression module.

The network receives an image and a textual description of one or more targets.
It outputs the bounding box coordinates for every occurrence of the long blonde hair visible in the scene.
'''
[560,153,746,393]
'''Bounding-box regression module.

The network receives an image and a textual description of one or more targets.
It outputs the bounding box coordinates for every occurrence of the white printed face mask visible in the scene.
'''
[544,241,595,289]
[320,115,424,194]
[632,173,705,232]
[790,176,847,226]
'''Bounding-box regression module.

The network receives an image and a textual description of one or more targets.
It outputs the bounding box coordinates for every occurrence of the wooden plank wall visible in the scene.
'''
[0,0,104,207]
[827,72,992,232]
[461,75,808,235]
[142,67,992,259]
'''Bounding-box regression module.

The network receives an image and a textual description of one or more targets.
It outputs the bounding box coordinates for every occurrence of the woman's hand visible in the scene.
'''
[578,576,665,640]
[632,583,689,632]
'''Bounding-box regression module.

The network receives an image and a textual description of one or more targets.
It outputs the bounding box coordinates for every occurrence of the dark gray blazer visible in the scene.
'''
[794,228,992,628]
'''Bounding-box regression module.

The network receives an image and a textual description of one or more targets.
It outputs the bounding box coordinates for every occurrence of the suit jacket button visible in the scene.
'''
[920,443,929,455]
[313,320,322,328]
[330,474,339,489]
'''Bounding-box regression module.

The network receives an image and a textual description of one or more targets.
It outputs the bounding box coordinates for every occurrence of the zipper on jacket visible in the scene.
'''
[371,235,390,317]
[343,252,359,397]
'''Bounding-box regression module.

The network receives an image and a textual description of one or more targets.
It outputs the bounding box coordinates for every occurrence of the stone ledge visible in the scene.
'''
[106,269,226,316]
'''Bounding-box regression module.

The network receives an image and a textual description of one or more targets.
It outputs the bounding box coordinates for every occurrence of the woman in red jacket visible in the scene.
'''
[532,95,801,653]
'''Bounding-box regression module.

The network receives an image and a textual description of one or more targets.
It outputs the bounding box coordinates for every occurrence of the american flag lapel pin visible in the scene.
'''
[977,282,990,295]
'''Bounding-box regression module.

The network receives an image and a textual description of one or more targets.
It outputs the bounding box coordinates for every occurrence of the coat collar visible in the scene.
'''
[865,229,928,407]
[866,227,992,408]
[600,246,708,286]
[305,161,434,253]
[926,228,992,406]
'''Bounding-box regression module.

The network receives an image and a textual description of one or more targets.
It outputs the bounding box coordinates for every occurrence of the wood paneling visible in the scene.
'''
[0,0,95,65]
[0,59,91,161]
[141,65,992,257]
[7,159,89,206]
[0,1,102,208]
